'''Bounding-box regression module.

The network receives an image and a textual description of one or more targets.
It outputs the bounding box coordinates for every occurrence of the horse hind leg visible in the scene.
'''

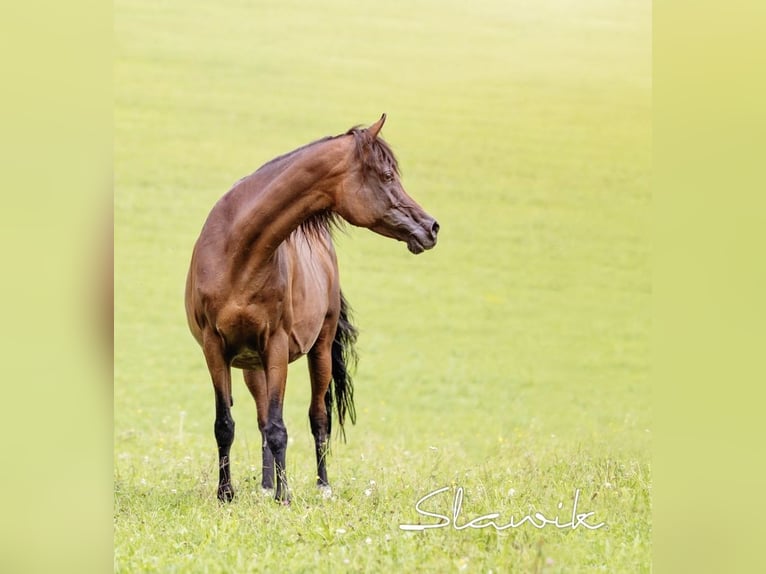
[307,324,335,498]
[202,330,235,502]
[243,368,275,495]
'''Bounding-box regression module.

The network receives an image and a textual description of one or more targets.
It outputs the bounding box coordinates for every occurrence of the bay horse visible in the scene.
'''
[185,115,439,503]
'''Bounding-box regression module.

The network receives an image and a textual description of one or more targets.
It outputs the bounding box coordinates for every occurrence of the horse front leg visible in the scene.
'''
[261,331,291,504]
[243,368,274,494]
[202,330,235,502]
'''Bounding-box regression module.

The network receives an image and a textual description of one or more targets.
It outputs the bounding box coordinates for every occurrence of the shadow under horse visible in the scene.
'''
[185,114,439,503]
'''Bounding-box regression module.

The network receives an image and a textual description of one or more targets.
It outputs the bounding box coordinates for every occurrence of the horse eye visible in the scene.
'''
[383,171,394,182]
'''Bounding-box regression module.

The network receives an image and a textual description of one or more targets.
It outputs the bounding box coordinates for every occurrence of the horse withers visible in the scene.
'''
[184,114,439,503]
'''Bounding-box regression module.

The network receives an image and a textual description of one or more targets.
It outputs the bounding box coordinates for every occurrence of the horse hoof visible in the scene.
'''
[273,496,291,507]
[217,485,235,502]
[318,485,333,499]
[260,487,274,497]
[274,492,291,506]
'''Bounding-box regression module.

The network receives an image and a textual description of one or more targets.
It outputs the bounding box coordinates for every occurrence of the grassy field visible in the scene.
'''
[115,0,651,571]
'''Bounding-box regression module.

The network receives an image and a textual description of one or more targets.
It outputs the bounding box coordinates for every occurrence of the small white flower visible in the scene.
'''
[364,488,372,497]
[507,488,516,497]
[369,479,376,486]
[365,537,372,545]
[429,446,438,451]
[335,528,346,535]
[385,534,391,541]
[343,559,350,564]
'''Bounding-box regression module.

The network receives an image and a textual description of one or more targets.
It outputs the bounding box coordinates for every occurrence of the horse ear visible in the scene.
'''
[367,113,387,140]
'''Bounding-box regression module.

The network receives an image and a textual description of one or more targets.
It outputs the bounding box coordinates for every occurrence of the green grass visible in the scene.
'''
[115,0,651,571]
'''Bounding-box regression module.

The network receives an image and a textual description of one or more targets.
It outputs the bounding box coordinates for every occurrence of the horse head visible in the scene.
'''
[334,114,439,254]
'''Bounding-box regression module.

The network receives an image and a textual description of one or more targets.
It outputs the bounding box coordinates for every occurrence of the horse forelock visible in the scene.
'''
[345,127,400,176]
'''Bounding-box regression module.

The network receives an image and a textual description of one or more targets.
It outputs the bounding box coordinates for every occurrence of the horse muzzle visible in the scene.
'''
[407,219,439,254]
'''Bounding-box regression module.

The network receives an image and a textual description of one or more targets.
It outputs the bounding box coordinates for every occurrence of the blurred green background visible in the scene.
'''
[115,0,650,571]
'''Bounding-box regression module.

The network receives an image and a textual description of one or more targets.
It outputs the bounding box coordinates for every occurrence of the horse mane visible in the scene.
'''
[257,135,336,172]
[299,209,342,241]
[275,125,400,241]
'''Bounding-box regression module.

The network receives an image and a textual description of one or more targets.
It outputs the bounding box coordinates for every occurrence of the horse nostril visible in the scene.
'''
[431,220,440,236]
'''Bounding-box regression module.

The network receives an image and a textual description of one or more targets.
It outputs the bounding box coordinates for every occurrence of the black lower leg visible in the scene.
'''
[214,398,235,502]
[260,431,275,490]
[264,417,289,503]
[310,412,330,487]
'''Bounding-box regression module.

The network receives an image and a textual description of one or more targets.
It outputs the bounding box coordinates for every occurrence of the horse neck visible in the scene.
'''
[231,138,350,268]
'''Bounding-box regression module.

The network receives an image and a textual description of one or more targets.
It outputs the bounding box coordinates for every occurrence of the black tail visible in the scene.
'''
[325,290,359,442]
